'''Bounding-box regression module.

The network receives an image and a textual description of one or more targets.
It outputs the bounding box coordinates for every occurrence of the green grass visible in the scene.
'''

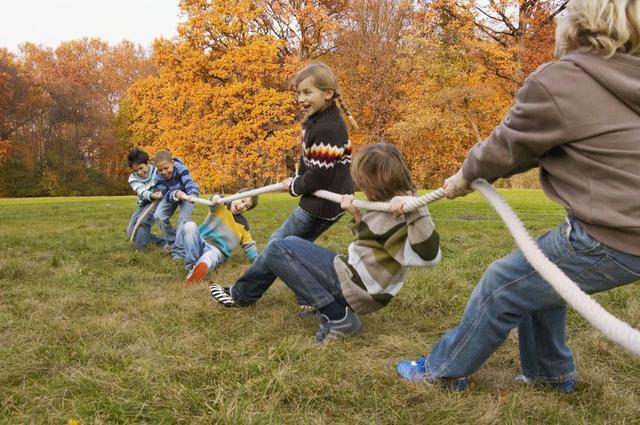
[1,191,639,424]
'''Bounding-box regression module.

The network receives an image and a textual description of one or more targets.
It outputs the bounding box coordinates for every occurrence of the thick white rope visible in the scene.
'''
[189,183,286,206]
[470,179,640,357]
[129,200,159,243]
[179,179,640,355]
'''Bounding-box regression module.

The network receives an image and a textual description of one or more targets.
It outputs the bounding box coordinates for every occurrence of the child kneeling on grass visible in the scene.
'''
[172,190,259,284]
[126,148,163,250]
[209,143,441,344]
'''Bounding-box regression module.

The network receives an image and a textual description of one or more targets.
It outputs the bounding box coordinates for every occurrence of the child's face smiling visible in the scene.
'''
[296,76,334,117]
[132,162,150,178]
[230,197,252,215]
[155,159,175,179]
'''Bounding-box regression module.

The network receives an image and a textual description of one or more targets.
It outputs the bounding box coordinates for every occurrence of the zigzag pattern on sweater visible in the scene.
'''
[303,140,352,169]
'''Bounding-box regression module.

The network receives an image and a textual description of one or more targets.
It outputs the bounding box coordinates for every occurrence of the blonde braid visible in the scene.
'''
[336,94,359,131]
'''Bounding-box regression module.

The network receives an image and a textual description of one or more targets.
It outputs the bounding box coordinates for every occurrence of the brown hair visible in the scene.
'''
[237,187,259,210]
[153,149,174,164]
[351,143,415,202]
[291,62,359,130]
[555,0,640,58]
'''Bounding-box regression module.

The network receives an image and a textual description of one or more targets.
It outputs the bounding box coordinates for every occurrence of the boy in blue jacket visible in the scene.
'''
[152,150,200,250]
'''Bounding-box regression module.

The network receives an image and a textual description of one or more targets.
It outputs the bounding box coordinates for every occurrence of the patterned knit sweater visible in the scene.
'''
[333,205,441,314]
[128,164,158,206]
[289,102,353,219]
[198,203,257,261]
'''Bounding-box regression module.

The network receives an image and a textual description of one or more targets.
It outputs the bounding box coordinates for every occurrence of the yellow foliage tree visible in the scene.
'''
[126,0,299,192]
[389,1,513,187]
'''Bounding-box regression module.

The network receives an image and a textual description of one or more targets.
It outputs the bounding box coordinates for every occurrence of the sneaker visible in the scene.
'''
[397,357,468,391]
[297,305,320,320]
[314,307,361,344]
[515,374,577,394]
[186,250,219,284]
[186,262,209,284]
[209,284,236,307]
[396,357,428,382]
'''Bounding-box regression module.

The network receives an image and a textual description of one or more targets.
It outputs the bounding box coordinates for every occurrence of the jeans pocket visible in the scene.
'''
[293,207,313,225]
[567,218,601,254]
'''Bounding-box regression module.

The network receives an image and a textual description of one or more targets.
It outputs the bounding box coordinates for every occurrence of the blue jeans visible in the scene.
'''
[232,207,340,304]
[231,236,346,308]
[268,207,339,243]
[172,221,225,272]
[153,198,194,245]
[126,202,162,250]
[422,217,640,383]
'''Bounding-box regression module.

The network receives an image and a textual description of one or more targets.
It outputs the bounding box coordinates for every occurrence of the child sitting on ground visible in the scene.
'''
[172,190,259,284]
[209,143,441,343]
[152,150,200,251]
[126,148,163,249]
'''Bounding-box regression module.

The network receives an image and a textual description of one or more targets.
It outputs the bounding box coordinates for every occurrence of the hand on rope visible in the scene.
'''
[281,177,293,191]
[388,195,416,218]
[340,194,362,223]
[443,169,473,199]
[175,190,194,203]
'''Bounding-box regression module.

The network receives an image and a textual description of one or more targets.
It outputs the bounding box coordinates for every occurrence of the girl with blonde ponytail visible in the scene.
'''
[217,62,357,311]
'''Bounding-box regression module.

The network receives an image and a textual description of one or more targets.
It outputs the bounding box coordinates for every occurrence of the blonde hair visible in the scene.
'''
[555,0,640,58]
[351,142,414,202]
[292,62,359,130]
[153,149,174,164]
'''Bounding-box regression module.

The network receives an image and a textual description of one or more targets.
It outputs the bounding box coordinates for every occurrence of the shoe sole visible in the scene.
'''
[186,262,209,284]
[209,284,236,307]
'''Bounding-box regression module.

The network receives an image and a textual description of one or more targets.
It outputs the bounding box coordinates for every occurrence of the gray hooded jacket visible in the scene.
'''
[462,49,640,255]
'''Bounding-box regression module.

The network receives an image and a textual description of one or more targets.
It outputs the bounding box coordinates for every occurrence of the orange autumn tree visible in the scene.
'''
[389,1,512,186]
[126,0,299,191]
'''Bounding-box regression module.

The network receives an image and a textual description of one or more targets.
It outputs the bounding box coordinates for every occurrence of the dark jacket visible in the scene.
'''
[289,102,354,219]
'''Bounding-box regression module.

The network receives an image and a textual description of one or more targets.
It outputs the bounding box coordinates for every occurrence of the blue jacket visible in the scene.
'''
[154,159,199,202]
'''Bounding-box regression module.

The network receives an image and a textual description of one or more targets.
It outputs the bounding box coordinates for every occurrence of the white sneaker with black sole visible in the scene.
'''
[209,284,237,307]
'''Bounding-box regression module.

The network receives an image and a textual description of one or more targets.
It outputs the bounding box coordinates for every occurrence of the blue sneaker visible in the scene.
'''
[515,374,577,394]
[397,357,427,382]
[397,357,468,391]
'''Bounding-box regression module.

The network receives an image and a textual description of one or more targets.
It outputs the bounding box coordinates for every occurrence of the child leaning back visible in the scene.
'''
[152,149,200,253]
[126,148,163,250]
[225,62,358,306]
[210,143,442,344]
[172,189,259,284]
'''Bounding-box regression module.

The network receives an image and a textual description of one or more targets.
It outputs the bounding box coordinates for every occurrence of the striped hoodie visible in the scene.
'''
[154,159,199,202]
[128,164,158,206]
[198,203,257,261]
[333,205,441,314]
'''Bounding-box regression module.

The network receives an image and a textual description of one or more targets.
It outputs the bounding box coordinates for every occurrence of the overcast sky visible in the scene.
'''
[0,0,181,53]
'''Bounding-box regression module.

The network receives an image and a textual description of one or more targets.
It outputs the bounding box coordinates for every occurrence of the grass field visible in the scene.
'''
[1,191,639,424]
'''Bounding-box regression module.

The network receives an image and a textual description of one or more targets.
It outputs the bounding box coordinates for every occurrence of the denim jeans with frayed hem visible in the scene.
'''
[126,202,162,250]
[171,221,224,272]
[231,207,339,304]
[231,236,347,309]
[422,217,640,383]
[153,198,194,245]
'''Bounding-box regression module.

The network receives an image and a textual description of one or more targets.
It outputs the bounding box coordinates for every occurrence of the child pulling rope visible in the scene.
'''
[182,178,640,357]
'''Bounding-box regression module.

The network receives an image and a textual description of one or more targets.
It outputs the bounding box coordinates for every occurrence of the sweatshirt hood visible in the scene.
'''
[561,49,640,115]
